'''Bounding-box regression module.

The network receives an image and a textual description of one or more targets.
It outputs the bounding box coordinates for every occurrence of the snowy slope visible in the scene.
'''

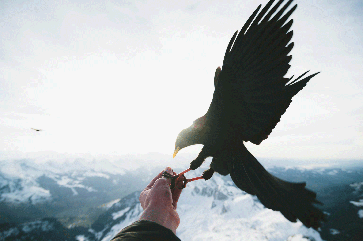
[176,173,322,241]
[350,182,363,218]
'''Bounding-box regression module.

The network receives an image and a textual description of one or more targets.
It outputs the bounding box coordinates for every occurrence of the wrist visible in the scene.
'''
[139,205,179,234]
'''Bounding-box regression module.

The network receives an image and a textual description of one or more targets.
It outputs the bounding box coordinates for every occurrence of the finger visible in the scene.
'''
[146,167,173,189]
[141,167,174,207]
[150,174,173,206]
[145,170,164,189]
[141,168,168,207]
[171,175,184,209]
[171,188,182,209]
[139,190,147,209]
[161,167,173,184]
[164,167,173,175]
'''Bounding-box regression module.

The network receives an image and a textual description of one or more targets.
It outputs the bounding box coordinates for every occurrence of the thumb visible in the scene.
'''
[151,167,173,190]
[161,167,174,186]
[149,167,174,205]
[164,167,173,175]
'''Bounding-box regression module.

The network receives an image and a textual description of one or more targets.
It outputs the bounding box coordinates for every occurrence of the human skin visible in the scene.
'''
[139,167,183,234]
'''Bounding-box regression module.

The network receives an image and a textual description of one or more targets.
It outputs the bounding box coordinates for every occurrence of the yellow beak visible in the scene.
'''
[173,147,180,158]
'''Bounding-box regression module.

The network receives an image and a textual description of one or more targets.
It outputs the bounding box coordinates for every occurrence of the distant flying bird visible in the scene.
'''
[169,0,326,230]
[31,128,42,132]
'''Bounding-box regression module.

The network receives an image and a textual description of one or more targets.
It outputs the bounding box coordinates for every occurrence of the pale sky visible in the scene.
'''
[0,0,362,161]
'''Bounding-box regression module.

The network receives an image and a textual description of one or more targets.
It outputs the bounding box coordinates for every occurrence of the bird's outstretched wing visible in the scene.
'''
[228,143,326,229]
[208,0,319,145]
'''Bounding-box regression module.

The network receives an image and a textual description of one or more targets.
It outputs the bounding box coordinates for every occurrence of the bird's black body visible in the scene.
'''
[174,0,325,230]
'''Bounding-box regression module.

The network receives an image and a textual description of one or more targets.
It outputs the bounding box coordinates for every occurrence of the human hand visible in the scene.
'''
[139,167,183,234]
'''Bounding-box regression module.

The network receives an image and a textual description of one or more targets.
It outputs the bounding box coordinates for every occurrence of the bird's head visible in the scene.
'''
[173,116,207,158]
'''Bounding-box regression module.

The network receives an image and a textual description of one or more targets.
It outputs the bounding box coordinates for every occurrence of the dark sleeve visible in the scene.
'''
[111,220,181,241]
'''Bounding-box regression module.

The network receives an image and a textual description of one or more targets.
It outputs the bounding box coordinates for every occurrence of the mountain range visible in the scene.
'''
[0,157,362,240]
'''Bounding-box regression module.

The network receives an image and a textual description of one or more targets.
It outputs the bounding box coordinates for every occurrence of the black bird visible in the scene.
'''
[172,0,325,230]
[31,128,42,132]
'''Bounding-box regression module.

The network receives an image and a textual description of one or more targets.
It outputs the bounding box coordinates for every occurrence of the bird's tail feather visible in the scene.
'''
[228,145,326,229]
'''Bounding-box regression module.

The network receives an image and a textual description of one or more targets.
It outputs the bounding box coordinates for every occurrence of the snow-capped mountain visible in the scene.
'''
[0,159,125,204]
[0,158,161,226]
[0,153,189,206]
[0,158,362,240]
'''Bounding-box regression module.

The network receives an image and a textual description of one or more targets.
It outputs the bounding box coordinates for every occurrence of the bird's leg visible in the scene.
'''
[184,167,214,184]
[190,148,210,170]
[190,157,205,170]
[177,168,191,176]
[202,168,215,180]
[178,148,213,186]
[185,176,203,183]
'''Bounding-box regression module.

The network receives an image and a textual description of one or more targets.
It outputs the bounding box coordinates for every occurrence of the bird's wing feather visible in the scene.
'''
[214,67,222,87]
[208,0,319,145]
[227,144,326,229]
